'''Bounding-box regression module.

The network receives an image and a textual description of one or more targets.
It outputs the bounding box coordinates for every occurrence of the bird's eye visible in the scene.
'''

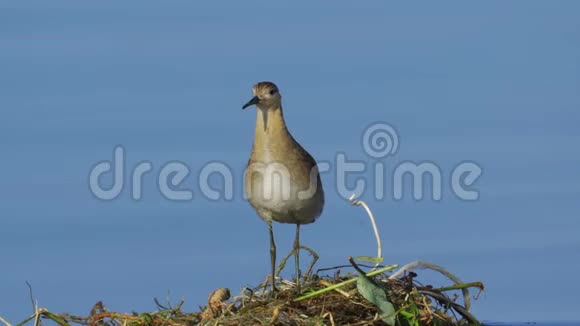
[269,89,278,95]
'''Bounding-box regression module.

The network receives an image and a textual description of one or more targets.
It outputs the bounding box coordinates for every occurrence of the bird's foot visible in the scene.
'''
[295,282,301,295]
[269,288,278,299]
[275,246,320,280]
[268,274,278,298]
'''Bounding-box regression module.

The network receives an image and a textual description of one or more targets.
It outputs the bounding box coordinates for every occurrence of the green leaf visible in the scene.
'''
[356,273,396,325]
[354,256,384,264]
[141,313,154,325]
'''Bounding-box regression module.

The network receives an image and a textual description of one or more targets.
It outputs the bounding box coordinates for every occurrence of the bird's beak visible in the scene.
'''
[242,96,260,110]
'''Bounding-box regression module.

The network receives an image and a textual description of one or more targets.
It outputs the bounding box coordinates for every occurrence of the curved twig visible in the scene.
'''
[389,261,471,311]
[349,194,383,271]
[419,290,480,325]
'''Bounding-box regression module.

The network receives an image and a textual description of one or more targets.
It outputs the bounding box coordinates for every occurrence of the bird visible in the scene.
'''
[242,81,324,294]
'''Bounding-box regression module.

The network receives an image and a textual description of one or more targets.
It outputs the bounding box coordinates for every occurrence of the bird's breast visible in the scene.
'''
[244,157,324,224]
[245,107,324,224]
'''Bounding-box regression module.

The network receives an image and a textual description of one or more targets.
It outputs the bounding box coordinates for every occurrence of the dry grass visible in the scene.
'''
[4,263,483,326]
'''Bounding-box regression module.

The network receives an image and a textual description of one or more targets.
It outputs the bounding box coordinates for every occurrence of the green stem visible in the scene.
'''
[432,282,484,292]
[41,311,70,326]
[294,264,398,302]
[15,314,36,326]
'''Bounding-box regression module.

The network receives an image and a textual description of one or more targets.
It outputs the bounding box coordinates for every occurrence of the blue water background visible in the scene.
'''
[1,1,579,323]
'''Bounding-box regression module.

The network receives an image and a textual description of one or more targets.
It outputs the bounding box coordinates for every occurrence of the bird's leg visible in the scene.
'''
[268,221,277,294]
[294,224,301,294]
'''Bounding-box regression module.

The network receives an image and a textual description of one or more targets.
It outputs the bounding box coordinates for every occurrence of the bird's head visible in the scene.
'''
[242,81,281,110]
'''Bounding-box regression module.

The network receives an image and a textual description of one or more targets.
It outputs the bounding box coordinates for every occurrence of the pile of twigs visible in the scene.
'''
[3,259,483,326]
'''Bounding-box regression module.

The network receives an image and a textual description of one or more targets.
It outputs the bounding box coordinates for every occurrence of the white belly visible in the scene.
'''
[244,162,323,224]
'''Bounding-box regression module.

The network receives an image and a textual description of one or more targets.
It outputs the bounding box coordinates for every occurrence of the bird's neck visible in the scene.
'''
[253,105,292,149]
